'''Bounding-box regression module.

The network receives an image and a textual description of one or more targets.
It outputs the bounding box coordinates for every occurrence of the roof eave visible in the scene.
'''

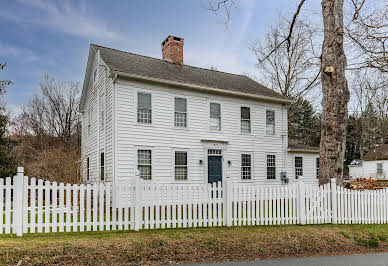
[287,148,320,154]
[113,71,294,104]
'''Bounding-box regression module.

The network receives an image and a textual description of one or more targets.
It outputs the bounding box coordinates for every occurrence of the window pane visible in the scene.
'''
[241,154,251,180]
[175,152,187,166]
[241,107,250,119]
[210,103,220,117]
[175,167,187,180]
[175,97,187,112]
[266,110,275,135]
[210,117,221,131]
[267,154,276,179]
[295,157,303,177]
[138,93,151,108]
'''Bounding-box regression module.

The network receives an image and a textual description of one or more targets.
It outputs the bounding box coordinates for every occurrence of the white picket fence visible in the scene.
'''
[1,167,388,236]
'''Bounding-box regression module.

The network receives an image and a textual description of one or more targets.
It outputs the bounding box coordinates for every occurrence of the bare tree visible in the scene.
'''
[251,16,320,98]
[0,63,12,95]
[208,0,357,185]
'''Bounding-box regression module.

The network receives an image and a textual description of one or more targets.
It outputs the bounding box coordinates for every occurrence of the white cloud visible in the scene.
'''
[0,43,39,62]
[236,0,255,44]
[1,0,124,42]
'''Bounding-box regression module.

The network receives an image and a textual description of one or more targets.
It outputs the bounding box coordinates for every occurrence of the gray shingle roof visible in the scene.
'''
[288,139,320,153]
[362,144,388,161]
[91,44,289,102]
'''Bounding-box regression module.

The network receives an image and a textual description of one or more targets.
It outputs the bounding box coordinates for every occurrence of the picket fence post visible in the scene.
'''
[14,167,24,237]
[298,180,306,225]
[134,170,143,231]
[224,177,233,227]
[331,178,337,224]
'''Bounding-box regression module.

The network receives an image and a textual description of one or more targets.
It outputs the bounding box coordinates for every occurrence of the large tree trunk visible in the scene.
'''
[319,0,350,185]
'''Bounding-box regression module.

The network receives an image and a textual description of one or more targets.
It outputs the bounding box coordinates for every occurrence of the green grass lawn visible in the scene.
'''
[2,224,388,265]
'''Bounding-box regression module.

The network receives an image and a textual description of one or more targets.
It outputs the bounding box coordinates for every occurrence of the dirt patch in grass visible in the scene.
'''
[2,225,388,265]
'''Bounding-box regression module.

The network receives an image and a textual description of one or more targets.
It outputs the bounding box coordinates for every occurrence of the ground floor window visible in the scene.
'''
[86,157,90,180]
[377,163,383,175]
[316,158,320,178]
[295,157,303,178]
[241,154,252,180]
[138,150,152,180]
[100,152,105,181]
[175,151,188,180]
[266,154,276,179]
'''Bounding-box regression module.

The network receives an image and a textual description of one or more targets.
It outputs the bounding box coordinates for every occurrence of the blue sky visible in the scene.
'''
[0,0,321,116]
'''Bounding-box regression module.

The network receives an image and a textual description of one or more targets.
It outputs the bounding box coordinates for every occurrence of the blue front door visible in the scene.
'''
[208,156,222,183]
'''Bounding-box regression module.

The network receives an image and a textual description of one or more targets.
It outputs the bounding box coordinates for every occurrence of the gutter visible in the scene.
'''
[112,71,294,104]
[287,148,320,154]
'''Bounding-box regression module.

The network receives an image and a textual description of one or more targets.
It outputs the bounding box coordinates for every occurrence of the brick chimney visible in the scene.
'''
[161,35,184,65]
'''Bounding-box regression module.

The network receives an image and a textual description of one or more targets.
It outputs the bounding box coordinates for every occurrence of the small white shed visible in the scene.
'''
[349,144,388,179]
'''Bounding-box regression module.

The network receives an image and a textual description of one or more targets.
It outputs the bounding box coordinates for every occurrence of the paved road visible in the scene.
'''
[184,253,388,266]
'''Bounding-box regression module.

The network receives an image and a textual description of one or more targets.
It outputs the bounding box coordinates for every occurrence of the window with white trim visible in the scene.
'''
[137,92,152,123]
[100,152,105,181]
[175,151,188,180]
[267,154,276,179]
[86,157,90,181]
[138,150,152,180]
[241,154,252,180]
[316,158,320,178]
[241,107,251,133]
[295,156,303,177]
[377,163,383,175]
[266,110,275,135]
[210,102,221,131]
[174,97,187,127]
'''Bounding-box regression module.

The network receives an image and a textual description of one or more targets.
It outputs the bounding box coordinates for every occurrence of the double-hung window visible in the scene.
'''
[174,97,187,127]
[137,92,152,123]
[295,157,303,178]
[138,150,152,180]
[377,163,383,175]
[86,157,90,181]
[266,110,275,135]
[210,102,221,131]
[316,158,320,178]
[267,155,276,179]
[241,107,251,133]
[241,154,252,180]
[175,151,188,180]
[100,152,105,181]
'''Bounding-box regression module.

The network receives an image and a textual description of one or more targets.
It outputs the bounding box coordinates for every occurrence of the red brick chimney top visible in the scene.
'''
[161,35,184,65]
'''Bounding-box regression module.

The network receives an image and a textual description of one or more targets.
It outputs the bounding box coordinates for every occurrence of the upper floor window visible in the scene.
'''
[267,154,276,179]
[174,97,187,128]
[377,163,383,175]
[138,150,152,180]
[100,152,105,181]
[241,107,251,133]
[137,92,152,124]
[295,156,303,178]
[241,154,252,180]
[175,151,188,180]
[316,158,320,178]
[210,102,221,131]
[266,110,275,135]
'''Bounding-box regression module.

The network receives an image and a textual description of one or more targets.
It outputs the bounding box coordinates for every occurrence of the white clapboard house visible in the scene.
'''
[80,35,320,186]
[349,144,388,179]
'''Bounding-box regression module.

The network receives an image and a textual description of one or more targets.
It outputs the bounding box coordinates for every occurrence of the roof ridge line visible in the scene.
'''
[90,43,250,78]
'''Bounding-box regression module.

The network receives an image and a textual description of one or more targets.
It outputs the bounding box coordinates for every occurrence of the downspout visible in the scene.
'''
[96,50,100,183]
[112,73,118,183]
[281,104,287,177]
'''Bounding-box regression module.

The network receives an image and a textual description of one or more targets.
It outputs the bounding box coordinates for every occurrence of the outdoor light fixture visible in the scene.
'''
[199,159,203,165]
[228,160,232,166]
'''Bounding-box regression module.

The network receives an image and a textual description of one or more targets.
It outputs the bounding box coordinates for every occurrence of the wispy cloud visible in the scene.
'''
[236,0,255,45]
[1,0,123,42]
[0,43,39,62]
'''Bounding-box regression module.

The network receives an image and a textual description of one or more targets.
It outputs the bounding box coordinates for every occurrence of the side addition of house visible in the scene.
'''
[349,144,388,179]
[79,35,320,186]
